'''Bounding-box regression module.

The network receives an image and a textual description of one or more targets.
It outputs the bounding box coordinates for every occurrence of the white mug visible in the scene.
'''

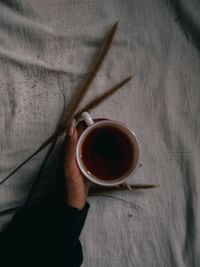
[76,112,140,186]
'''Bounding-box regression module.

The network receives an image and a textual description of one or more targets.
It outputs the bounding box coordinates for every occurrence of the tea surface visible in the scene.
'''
[81,125,134,180]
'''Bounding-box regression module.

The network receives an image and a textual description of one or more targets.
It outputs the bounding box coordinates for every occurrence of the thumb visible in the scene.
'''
[65,127,78,159]
[64,120,78,161]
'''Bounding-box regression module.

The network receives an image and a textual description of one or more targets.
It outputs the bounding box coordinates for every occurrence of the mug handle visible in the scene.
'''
[81,112,94,127]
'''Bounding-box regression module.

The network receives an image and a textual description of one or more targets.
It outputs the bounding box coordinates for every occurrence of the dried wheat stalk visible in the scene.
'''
[74,76,132,120]
[89,183,159,195]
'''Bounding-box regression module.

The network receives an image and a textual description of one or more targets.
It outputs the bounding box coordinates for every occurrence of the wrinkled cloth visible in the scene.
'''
[0,1,200,267]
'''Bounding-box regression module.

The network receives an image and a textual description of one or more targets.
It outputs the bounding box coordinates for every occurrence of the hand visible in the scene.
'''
[63,120,89,210]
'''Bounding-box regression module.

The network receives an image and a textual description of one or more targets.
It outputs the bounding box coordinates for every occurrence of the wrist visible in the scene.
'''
[67,194,86,210]
[64,174,89,210]
[66,184,87,210]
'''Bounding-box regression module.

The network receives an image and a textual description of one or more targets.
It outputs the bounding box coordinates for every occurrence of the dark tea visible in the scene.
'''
[81,125,134,180]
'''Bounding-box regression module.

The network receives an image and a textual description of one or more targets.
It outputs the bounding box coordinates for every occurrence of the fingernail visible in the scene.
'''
[68,126,74,136]
[67,118,76,136]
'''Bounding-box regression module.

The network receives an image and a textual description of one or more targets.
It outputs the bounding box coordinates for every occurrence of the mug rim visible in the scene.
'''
[76,120,140,186]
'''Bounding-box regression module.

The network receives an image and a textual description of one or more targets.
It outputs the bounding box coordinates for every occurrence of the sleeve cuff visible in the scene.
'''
[61,202,90,239]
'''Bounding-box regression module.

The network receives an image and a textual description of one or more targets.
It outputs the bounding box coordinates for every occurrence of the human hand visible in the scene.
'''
[63,120,89,210]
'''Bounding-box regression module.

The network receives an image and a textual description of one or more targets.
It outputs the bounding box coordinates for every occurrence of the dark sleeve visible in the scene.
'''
[0,201,89,267]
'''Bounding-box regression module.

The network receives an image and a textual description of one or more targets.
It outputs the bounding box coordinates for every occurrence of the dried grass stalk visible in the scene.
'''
[89,183,159,195]
[75,76,132,120]
[60,22,119,132]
